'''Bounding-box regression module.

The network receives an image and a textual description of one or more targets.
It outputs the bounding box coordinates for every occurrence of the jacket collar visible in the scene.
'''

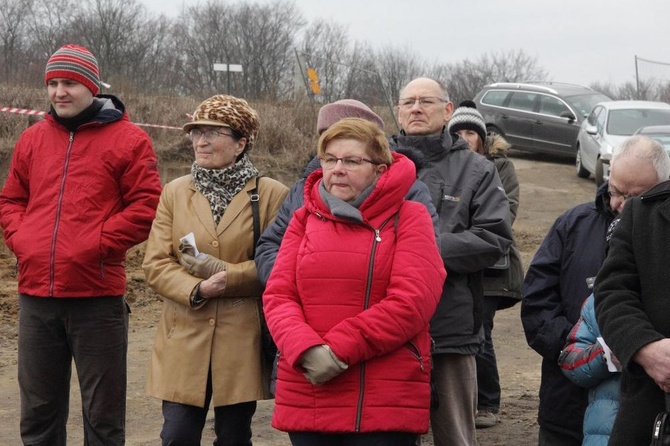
[392,130,467,162]
[189,177,259,239]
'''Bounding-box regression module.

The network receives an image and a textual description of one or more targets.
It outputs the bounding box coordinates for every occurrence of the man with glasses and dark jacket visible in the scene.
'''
[390,77,513,446]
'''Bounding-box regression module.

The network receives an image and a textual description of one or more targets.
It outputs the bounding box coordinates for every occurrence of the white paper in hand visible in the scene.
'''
[597,336,622,372]
[179,232,200,257]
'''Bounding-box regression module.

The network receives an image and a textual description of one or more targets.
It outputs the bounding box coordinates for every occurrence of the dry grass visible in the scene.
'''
[0,85,346,187]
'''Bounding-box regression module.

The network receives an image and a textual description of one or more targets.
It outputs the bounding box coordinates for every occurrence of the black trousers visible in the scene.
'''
[475,296,501,413]
[288,431,419,446]
[160,372,257,446]
[18,294,128,446]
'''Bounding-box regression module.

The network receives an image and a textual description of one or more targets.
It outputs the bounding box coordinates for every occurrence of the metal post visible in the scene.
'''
[635,55,640,99]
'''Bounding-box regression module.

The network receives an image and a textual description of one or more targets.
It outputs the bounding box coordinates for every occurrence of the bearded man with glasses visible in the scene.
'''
[390,77,513,446]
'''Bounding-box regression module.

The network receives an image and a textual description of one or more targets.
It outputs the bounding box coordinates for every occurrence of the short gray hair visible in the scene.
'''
[612,135,670,182]
[399,77,450,101]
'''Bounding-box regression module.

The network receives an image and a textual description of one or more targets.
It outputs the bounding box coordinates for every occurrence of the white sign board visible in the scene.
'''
[213,63,243,72]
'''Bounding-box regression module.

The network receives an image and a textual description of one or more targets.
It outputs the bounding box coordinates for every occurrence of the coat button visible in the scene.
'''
[209,319,215,326]
[212,241,219,248]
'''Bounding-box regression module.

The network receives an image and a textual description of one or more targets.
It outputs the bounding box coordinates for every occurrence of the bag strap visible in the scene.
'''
[249,176,261,258]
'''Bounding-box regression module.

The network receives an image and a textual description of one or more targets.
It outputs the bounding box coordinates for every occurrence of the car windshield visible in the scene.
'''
[607,109,670,136]
[644,132,670,151]
[564,93,611,117]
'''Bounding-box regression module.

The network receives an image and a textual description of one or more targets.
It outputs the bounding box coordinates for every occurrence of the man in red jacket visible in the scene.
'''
[0,44,162,445]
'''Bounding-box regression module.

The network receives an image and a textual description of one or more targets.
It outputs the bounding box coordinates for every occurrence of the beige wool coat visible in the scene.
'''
[143,174,288,408]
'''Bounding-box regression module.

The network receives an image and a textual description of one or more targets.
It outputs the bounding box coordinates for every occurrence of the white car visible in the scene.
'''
[575,100,670,186]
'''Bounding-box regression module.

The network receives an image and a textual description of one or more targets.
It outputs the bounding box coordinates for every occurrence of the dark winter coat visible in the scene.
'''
[482,133,523,308]
[594,180,670,445]
[521,183,615,437]
[390,131,513,354]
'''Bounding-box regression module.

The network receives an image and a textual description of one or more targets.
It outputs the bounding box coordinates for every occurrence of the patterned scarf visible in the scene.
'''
[191,153,259,225]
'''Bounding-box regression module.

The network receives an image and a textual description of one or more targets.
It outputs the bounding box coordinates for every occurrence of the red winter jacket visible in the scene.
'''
[263,152,446,434]
[0,96,162,297]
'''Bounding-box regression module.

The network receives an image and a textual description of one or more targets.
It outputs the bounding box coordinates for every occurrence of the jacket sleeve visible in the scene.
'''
[255,179,304,286]
[441,163,513,274]
[558,295,612,388]
[262,208,325,371]
[0,137,30,251]
[322,203,446,367]
[594,201,663,372]
[496,158,520,224]
[99,133,162,258]
[405,179,440,250]
[142,182,203,308]
[521,214,575,360]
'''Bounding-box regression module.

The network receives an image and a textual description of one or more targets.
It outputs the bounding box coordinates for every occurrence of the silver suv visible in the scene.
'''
[473,82,611,156]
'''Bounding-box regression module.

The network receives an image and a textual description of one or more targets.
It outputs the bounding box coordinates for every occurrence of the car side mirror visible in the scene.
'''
[584,124,598,135]
[560,110,576,122]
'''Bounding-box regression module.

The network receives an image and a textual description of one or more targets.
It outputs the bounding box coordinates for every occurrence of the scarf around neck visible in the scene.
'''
[318,179,375,223]
[191,153,259,225]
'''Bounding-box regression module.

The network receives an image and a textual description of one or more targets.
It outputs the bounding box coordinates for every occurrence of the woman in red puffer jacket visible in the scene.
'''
[263,118,446,446]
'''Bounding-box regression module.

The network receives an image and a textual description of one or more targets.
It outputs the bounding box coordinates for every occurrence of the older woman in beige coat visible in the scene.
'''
[142,94,288,445]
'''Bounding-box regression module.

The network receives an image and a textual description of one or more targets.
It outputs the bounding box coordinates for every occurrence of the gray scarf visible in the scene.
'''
[318,180,375,223]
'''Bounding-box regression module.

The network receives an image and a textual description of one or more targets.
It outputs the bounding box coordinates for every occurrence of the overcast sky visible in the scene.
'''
[140,0,670,89]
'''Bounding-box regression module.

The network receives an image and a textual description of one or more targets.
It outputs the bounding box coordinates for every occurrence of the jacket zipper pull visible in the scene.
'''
[374,229,381,242]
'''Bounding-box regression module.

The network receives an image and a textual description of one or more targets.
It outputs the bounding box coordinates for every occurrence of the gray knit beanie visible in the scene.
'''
[316,99,385,134]
[448,100,487,144]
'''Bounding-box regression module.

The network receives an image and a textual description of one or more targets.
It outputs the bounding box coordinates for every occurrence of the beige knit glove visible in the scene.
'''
[301,345,348,385]
[179,253,226,279]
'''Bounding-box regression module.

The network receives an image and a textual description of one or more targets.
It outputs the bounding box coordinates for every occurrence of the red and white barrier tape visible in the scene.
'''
[0,106,182,131]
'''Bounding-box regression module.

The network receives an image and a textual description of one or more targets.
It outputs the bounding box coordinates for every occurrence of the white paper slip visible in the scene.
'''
[597,336,622,372]
[179,232,200,257]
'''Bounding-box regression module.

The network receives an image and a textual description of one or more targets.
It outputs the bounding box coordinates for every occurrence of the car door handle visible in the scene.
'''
[501,115,509,119]
[535,120,543,124]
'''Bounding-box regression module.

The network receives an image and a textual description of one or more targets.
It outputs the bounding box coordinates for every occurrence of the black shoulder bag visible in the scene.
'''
[248,177,279,374]
[651,393,670,446]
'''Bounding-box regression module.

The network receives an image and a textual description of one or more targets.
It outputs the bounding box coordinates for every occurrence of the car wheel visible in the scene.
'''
[575,147,590,179]
[595,158,605,187]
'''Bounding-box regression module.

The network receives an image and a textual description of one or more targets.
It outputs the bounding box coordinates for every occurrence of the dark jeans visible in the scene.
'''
[538,425,582,446]
[18,294,128,446]
[288,431,419,446]
[161,373,257,446]
[475,296,501,413]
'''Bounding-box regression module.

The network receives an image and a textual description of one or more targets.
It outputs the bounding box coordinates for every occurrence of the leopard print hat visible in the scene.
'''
[183,94,260,150]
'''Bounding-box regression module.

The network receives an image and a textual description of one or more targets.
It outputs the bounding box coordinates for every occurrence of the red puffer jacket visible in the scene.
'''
[0,95,162,297]
[263,152,446,434]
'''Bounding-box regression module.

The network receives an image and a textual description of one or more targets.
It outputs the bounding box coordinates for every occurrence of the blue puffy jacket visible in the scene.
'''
[558,295,620,446]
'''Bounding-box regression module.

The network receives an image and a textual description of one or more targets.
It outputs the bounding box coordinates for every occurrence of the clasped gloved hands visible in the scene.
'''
[179,252,226,279]
[178,238,225,280]
[301,345,348,385]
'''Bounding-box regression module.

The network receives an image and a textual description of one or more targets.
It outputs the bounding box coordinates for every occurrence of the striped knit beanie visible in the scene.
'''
[45,44,101,96]
[447,100,487,144]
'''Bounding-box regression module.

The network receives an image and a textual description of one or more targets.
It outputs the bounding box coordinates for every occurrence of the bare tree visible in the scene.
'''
[444,49,548,104]
[298,19,350,102]
[375,44,423,105]
[0,0,34,83]
[28,0,82,60]
[71,0,160,89]
[226,0,305,100]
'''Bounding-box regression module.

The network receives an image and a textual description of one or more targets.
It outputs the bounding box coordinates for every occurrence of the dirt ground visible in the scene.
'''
[0,151,598,445]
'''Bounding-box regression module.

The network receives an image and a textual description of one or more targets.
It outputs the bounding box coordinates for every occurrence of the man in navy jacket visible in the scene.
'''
[522,135,667,445]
